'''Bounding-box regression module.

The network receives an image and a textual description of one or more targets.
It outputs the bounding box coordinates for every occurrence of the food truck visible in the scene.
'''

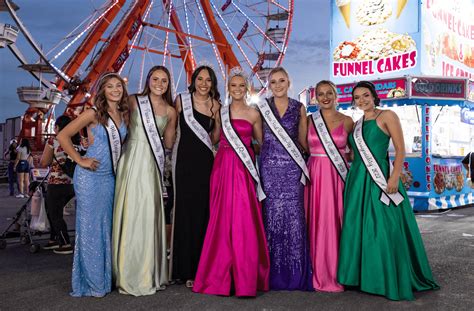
[298,0,474,210]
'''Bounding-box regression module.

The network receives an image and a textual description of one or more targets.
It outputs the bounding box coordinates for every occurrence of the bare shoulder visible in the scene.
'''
[175,94,182,113]
[248,105,261,122]
[128,95,138,110]
[380,109,399,122]
[167,104,177,118]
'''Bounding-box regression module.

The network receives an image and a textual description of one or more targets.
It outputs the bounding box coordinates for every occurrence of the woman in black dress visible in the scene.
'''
[171,65,221,287]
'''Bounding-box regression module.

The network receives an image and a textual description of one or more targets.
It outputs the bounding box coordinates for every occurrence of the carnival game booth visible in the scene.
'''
[302,76,474,211]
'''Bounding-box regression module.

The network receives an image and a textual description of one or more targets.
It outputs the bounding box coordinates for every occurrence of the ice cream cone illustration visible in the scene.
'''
[337,0,351,28]
[396,0,408,18]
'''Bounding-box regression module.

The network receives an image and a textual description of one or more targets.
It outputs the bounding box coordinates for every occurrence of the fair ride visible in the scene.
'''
[1,0,294,150]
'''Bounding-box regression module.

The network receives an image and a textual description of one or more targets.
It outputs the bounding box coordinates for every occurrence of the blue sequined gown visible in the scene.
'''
[71,122,127,297]
[260,97,313,290]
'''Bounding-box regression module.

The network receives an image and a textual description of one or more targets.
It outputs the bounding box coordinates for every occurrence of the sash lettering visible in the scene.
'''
[311,111,348,182]
[221,104,266,201]
[104,117,123,175]
[181,92,213,151]
[136,95,166,182]
[257,98,310,185]
[353,117,404,206]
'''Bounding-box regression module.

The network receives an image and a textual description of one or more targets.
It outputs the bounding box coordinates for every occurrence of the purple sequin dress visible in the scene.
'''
[260,97,313,290]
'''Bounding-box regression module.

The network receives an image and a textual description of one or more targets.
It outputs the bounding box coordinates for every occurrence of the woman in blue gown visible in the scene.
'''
[58,73,129,297]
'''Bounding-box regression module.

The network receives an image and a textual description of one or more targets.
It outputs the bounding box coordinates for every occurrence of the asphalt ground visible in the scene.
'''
[0,184,473,311]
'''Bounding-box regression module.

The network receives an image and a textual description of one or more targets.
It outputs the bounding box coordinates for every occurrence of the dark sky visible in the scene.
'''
[0,0,329,122]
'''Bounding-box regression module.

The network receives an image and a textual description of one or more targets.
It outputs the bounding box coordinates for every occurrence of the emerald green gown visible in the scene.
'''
[112,109,169,296]
[337,120,439,301]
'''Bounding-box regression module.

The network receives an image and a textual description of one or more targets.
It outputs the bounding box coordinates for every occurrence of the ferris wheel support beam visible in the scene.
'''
[65,0,152,111]
[4,0,70,83]
[98,37,181,58]
[162,0,196,81]
[55,0,126,91]
[198,0,239,71]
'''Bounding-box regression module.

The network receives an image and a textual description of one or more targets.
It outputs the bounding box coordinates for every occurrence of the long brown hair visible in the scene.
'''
[140,65,173,106]
[93,73,130,126]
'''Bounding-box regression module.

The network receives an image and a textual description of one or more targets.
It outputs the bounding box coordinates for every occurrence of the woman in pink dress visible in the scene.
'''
[193,69,270,297]
[304,80,353,292]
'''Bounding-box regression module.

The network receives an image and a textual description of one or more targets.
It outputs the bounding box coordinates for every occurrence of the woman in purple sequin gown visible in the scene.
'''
[259,67,313,290]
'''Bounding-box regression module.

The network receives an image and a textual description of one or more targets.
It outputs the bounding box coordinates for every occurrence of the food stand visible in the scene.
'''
[298,0,474,210]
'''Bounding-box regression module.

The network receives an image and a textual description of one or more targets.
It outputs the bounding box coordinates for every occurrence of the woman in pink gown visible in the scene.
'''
[193,69,270,297]
[304,80,353,292]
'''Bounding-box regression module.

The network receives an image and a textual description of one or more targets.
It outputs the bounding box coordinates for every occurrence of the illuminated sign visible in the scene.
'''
[421,0,474,80]
[410,77,466,99]
[330,0,420,83]
[336,78,408,103]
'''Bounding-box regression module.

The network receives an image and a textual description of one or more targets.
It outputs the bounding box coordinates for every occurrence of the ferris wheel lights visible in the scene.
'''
[249,94,261,105]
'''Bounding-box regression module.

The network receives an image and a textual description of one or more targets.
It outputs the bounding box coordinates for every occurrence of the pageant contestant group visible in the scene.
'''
[54,64,440,301]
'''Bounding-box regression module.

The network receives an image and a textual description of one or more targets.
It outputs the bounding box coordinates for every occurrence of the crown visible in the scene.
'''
[196,60,216,71]
[228,66,249,82]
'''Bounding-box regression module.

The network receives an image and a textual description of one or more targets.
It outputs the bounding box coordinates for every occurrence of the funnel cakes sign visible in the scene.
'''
[331,0,420,83]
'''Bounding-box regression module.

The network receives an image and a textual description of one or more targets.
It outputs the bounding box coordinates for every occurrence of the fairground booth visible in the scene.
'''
[299,0,474,211]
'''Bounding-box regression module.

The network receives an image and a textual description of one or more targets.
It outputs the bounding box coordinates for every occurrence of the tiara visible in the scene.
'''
[228,66,249,82]
[196,60,216,71]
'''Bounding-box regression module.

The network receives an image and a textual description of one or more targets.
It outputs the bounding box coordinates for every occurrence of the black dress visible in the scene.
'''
[172,103,215,281]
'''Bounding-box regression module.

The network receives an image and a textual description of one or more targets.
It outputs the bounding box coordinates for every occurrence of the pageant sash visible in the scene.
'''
[136,95,166,182]
[353,117,404,206]
[311,111,348,182]
[257,98,310,185]
[104,117,123,175]
[181,92,213,151]
[221,104,266,201]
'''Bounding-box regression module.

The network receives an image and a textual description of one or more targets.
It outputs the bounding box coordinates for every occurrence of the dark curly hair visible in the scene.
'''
[352,81,380,106]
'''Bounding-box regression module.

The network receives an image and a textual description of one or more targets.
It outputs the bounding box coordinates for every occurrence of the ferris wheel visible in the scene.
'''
[1,0,294,132]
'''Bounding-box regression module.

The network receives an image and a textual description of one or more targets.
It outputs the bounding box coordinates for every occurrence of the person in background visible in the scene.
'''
[58,72,128,297]
[462,151,473,185]
[14,138,32,198]
[40,115,80,255]
[4,139,18,196]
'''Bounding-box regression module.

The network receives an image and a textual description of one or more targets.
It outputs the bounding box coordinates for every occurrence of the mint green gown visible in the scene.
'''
[337,120,439,301]
[112,109,169,296]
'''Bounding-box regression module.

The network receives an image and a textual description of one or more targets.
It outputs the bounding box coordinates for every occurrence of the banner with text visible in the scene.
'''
[336,78,408,103]
[331,0,421,83]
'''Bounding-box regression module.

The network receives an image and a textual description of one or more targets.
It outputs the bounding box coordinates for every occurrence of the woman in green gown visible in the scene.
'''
[112,66,177,296]
[337,81,439,301]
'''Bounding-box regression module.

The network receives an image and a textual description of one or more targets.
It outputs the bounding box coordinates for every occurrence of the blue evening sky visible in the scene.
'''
[0,0,329,122]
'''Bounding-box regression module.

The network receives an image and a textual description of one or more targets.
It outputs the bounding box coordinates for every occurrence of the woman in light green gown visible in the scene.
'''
[112,66,177,296]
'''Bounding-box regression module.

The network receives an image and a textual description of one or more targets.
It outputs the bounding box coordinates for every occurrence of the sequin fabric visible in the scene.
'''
[260,97,313,290]
[71,122,127,297]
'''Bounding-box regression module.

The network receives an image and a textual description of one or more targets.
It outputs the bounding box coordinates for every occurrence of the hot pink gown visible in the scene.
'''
[304,121,348,292]
[193,119,270,297]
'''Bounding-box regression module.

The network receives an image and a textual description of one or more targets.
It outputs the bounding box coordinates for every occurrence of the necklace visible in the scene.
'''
[193,93,211,104]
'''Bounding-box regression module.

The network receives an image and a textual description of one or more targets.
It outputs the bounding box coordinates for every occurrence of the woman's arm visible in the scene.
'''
[383,111,405,194]
[251,108,263,146]
[57,109,99,170]
[210,100,221,144]
[298,105,309,153]
[163,106,177,149]
[39,142,53,167]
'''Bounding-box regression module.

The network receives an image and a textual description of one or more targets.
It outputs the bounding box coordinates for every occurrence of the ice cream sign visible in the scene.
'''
[331,0,420,83]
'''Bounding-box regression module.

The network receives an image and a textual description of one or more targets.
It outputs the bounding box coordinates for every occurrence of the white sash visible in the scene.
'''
[181,92,213,151]
[311,111,348,182]
[353,117,404,206]
[104,117,123,175]
[136,95,166,182]
[257,98,310,185]
[221,104,266,201]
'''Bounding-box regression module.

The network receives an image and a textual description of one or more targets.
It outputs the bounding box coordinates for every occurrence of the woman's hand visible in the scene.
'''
[78,157,100,171]
[386,176,399,194]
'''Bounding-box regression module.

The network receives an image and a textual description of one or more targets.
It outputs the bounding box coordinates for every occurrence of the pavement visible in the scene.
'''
[0,184,473,311]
